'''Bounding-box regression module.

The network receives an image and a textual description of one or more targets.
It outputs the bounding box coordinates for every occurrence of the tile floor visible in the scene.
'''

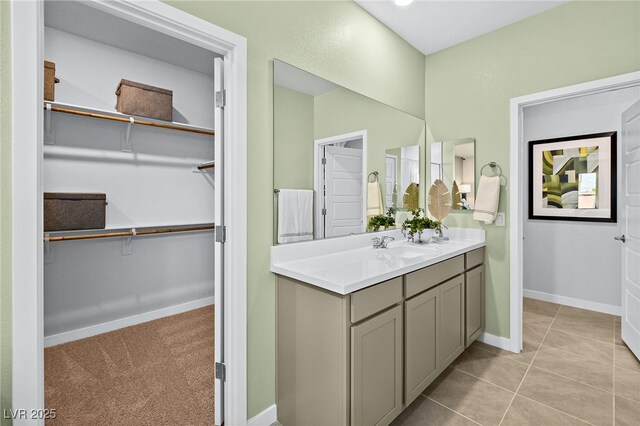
[393,298,640,426]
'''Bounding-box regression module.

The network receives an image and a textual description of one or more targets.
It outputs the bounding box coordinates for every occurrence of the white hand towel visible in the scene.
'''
[278,189,314,244]
[473,175,500,224]
[367,181,384,216]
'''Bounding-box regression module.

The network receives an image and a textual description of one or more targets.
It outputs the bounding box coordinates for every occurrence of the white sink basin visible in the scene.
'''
[381,242,437,259]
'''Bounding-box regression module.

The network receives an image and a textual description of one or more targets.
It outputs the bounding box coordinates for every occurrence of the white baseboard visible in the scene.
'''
[44,297,215,347]
[248,404,277,426]
[478,332,516,353]
[523,289,621,316]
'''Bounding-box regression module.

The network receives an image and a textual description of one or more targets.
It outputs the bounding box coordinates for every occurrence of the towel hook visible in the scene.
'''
[368,171,379,183]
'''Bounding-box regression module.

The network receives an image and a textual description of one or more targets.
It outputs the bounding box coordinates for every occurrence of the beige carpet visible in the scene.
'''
[45,306,214,426]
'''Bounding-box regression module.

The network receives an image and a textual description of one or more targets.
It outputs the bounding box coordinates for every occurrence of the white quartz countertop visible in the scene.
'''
[271,228,486,295]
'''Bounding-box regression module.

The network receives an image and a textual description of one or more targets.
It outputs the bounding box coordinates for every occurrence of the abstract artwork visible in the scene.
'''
[529,132,616,222]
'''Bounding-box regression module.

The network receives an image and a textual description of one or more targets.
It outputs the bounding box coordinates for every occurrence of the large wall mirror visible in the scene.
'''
[430,138,476,211]
[273,59,426,244]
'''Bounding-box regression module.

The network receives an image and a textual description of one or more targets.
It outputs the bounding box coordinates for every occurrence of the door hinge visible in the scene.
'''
[322,208,327,216]
[215,362,226,381]
[215,90,226,108]
[321,157,327,165]
[215,225,226,243]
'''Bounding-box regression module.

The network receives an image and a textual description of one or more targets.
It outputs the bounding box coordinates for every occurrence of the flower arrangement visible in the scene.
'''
[367,214,396,232]
[401,209,440,243]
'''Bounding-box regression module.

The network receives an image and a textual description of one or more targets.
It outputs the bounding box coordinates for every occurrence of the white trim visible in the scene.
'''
[313,130,368,239]
[523,290,622,316]
[509,71,640,355]
[44,298,215,348]
[477,332,513,352]
[11,2,247,425]
[247,404,278,426]
[11,0,45,415]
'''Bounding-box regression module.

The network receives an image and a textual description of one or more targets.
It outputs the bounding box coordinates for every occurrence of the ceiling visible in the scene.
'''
[45,1,220,76]
[355,0,568,55]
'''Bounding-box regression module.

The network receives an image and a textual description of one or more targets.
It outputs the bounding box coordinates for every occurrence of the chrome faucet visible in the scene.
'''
[372,236,395,249]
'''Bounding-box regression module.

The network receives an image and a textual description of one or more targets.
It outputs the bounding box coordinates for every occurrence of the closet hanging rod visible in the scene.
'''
[44,102,215,136]
[197,161,215,170]
[44,223,215,242]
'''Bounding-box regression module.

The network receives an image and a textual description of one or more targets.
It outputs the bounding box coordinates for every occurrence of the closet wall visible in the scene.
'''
[43,18,216,343]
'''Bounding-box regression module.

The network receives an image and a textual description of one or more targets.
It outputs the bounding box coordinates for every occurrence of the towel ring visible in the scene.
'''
[368,171,379,183]
[480,162,507,185]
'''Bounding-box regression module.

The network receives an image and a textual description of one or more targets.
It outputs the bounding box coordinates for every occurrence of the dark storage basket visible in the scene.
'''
[44,61,59,102]
[44,193,107,232]
[115,79,173,122]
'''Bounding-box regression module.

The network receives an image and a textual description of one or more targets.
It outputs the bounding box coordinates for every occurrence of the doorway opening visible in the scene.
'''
[509,72,640,360]
[314,130,368,239]
[11,1,247,425]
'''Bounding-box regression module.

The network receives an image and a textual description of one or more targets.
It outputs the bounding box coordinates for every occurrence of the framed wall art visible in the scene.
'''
[529,131,617,222]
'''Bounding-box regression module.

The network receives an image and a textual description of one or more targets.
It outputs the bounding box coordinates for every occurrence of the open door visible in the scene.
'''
[620,100,640,360]
[214,57,225,426]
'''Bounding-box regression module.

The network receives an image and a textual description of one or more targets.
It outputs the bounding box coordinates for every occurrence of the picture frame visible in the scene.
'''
[528,131,617,222]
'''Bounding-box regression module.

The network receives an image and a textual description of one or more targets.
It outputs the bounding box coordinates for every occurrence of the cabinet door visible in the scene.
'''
[351,305,403,426]
[438,276,465,369]
[466,265,485,346]
[404,286,439,405]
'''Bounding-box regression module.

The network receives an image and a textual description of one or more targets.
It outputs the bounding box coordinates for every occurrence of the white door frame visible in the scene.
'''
[313,130,367,239]
[508,71,640,353]
[10,1,247,425]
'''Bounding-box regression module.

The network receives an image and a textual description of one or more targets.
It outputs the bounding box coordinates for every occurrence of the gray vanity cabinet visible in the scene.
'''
[351,305,403,426]
[404,286,439,404]
[276,246,485,426]
[438,275,466,367]
[465,265,485,346]
[404,272,465,406]
[464,248,486,347]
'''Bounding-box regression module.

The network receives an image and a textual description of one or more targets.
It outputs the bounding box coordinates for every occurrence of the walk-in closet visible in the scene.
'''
[42,1,218,423]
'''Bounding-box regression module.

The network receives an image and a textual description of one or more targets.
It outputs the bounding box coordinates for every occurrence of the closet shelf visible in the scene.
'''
[44,102,215,137]
[44,223,215,242]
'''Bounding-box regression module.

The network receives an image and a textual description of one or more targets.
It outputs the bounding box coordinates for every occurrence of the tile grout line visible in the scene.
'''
[538,342,614,367]
[452,367,519,394]
[422,395,484,426]
[529,363,614,395]
[548,323,616,346]
[515,394,598,426]
[468,344,531,367]
[497,305,560,426]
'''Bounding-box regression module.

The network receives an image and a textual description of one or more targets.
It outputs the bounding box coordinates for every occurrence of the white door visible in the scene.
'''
[213,57,225,426]
[324,146,364,237]
[385,155,396,208]
[621,100,640,360]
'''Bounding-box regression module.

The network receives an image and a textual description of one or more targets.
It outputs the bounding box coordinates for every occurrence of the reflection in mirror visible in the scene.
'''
[385,145,420,212]
[273,60,426,243]
[430,138,476,211]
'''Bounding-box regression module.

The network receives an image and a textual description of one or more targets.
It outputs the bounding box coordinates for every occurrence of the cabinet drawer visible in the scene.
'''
[405,255,464,298]
[465,247,485,270]
[351,277,403,323]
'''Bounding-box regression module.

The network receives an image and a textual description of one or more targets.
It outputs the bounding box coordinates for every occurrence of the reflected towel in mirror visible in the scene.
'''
[367,181,384,216]
[278,189,314,243]
[473,175,500,224]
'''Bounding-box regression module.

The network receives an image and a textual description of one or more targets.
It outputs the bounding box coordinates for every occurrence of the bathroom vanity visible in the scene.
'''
[271,229,485,426]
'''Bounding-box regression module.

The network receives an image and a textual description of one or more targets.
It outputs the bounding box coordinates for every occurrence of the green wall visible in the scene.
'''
[0,0,12,423]
[424,0,640,338]
[166,1,426,417]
